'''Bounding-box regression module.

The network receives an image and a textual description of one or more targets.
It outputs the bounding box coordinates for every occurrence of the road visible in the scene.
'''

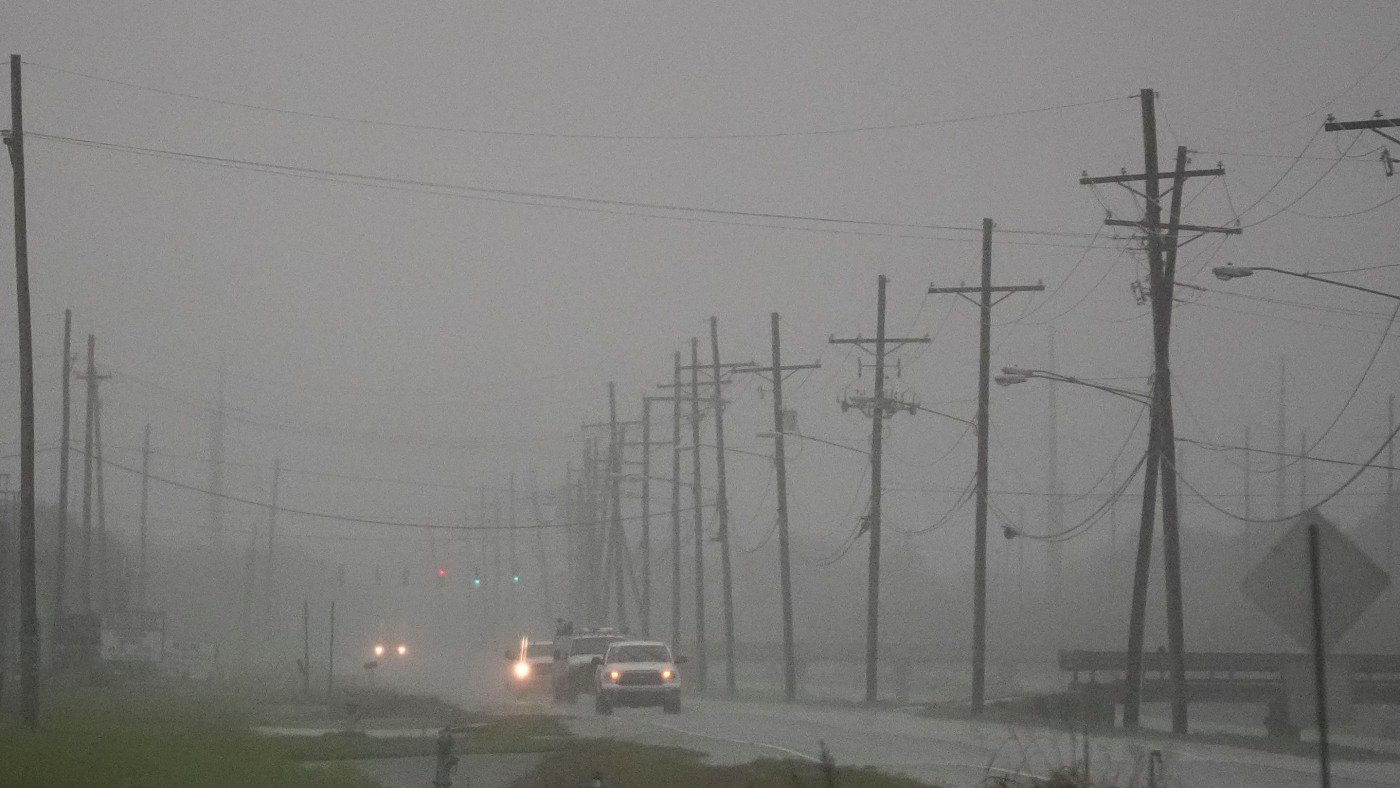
[553,696,1400,788]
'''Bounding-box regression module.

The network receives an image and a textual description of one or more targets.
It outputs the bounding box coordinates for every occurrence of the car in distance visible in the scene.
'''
[553,627,626,703]
[505,638,555,695]
[593,640,685,715]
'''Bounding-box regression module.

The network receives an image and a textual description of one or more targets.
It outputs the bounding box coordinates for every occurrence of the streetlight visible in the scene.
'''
[1212,265,1400,301]
[997,367,1150,405]
[998,363,1158,730]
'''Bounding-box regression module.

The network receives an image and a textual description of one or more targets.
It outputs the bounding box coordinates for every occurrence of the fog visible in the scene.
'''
[1,0,1398,751]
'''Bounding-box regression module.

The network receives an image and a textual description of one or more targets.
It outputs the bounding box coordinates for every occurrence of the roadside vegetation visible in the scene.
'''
[0,686,378,788]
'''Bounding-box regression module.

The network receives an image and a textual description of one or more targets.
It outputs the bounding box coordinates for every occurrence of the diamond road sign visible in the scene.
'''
[1242,510,1389,648]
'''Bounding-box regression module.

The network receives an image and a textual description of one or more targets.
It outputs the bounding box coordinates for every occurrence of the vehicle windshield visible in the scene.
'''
[568,636,618,656]
[608,644,671,663]
[525,644,553,659]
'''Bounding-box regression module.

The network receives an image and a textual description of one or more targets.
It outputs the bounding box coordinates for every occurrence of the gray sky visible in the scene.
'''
[1,1,1397,592]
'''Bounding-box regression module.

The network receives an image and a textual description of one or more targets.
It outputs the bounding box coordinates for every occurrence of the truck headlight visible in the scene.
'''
[514,662,531,679]
[608,669,621,682]
[661,669,673,681]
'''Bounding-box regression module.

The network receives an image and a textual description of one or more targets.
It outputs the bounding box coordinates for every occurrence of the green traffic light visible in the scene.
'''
[512,574,520,584]
[472,577,482,587]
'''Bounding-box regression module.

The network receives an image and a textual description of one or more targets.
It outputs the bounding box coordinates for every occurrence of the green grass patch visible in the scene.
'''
[0,687,379,788]
[518,738,939,787]
[269,714,571,761]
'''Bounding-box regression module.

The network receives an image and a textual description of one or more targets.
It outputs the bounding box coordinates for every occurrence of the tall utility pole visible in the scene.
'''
[263,459,280,635]
[137,425,151,609]
[94,398,108,613]
[1300,431,1309,512]
[1278,359,1288,519]
[5,53,39,728]
[929,222,1044,713]
[1243,426,1252,522]
[607,384,627,631]
[77,335,104,612]
[674,335,754,694]
[528,479,554,621]
[509,472,519,628]
[1045,328,1063,612]
[1081,93,1240,734]
[708,316,737,697]
[736,313,820,702]
[670,353,684,649]
[54,309,73,627]
[638,394,679,639]
[209,360,227,551]
[1389,395,1395,567]
[688,338,707,694]
[832,275,929,703]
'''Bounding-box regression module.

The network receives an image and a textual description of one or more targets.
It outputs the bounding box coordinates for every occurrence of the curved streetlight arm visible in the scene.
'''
[1215,265,1400,301]
[1000,366,1151,404]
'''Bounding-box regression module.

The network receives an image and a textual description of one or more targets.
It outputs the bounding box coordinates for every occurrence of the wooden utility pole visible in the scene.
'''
[737,313,820,702]
[1278,359,1287,518]
[928,223,1044,713]
[79,334,96,612]
[832,275,929,703]
[1243,426,1252,522]
[208,360,227,551]
[326,600,335,699]
[688,338,707,693]
[639,396,654,637]
[94,397,108,613]
[708,317,737,696]
[529,479,554,621]
[5,53,38,727]
[1081,92,1239,733]
[1045,328,1063,613]
[1300,431,1309,512]
[263,459,279,635]
[138,425,151,609]
[607,385,627,631]
[670,353,683,649]
[54,309,72,626]
[301,599,311,697]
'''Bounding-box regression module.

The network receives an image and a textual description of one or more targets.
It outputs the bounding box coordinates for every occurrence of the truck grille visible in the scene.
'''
[618,670,663,686]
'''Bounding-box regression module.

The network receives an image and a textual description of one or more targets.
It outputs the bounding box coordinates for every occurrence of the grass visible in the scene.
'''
[516,738,940,787]
[270,714,571,761]
[0,686,380,788]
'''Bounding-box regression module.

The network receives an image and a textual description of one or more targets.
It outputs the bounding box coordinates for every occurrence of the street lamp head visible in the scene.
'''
[1212,265,1254,281]
[994,373,1029,387]
[1000,366,1033,377]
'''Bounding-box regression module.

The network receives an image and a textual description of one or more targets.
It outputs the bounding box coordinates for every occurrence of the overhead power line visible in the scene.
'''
[25,61,1131,141]
[94,453,710,532]
[29,131,1112,248]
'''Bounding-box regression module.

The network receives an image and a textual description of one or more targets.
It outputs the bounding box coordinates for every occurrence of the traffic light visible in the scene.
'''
[436,566,447,588]
[471,573,482,588]
[512,573,521,584]
[437,567,447,578]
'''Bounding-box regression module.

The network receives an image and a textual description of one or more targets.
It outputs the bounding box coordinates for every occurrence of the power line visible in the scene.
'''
[29,131,1114,248]
[1172,421,1400,524]
[94,453,711,532]
[25,61,1131,141]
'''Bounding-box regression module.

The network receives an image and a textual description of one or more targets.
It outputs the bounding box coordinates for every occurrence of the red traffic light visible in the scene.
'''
[436,567,447,578]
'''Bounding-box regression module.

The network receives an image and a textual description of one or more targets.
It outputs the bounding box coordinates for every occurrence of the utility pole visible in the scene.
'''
[209,360,227,551]
[5,52,39,727]
[709,316,737,697]
[1046,328,1063,614]
[1300,430,1309,512]
[138,426,151,609]
[832,275,929,703]
[264,459,280,636]
[528,479,554,621]
[54,309,72,628]
[928,222,1044,713]
[94,397,108,614]
[689,338,707,693]
[1389,395,1395,567]
[670,353,684,649]
[736,313,820,701]
[637,394,679,640]
[509,473,518,629]
[77,335,103,612]
[301,599,310,697]
[1324,113,1400,178]
[326,600,335,699]
[1279,359,1288,519]
[608,384,627,631]
[1243,426,1252,522]
[1081,92,1240,734]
